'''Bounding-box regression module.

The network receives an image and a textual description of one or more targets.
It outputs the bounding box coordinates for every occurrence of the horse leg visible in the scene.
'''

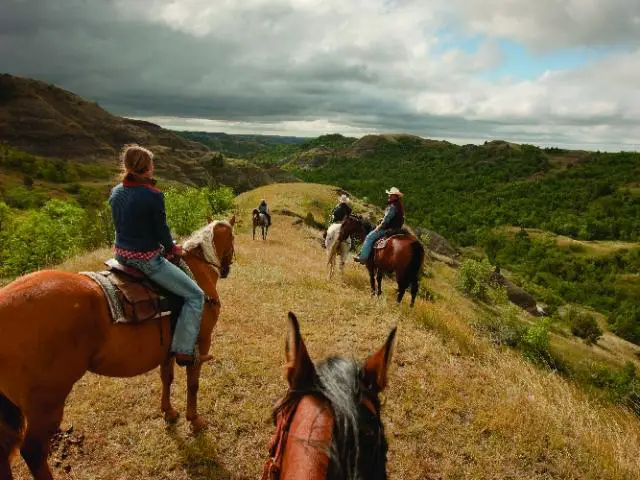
[160,357,179,423]
[0,460,12,480]
[368,266,376,296]
[377,270,384,296]
[20,404,64,480]
[410,278,420,307]
[252,225,256,240]
[185,364,206,433]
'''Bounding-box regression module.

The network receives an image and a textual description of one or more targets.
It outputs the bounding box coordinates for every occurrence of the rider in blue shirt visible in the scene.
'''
[354,187,405,264]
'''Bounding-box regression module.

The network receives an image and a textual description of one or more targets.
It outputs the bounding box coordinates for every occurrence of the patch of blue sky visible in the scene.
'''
[433,28,626,81]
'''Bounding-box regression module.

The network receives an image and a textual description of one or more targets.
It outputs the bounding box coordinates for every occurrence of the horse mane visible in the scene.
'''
[182,221,231,266]
[273,356,387,480]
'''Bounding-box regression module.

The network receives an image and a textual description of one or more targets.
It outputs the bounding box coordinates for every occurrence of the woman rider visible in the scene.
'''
[109,144,209,367]
[353,187,405,263]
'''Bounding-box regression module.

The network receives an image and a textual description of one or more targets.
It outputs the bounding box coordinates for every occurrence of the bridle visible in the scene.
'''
[262,384,383,480]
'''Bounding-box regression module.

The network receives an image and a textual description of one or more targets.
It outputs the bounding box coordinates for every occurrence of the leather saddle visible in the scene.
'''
[373,228,415,250]
[100,258,184,325]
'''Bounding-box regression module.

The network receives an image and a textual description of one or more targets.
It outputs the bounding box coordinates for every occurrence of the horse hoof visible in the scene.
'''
[163,408,180,424]
[189,415,208,434]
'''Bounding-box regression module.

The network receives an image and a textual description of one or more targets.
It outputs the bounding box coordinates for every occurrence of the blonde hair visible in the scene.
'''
[119,144,153,180]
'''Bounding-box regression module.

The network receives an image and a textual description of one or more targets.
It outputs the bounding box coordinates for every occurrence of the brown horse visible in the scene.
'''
[262,312,395,480]
[0,216,236,480]
[341,217,424,307]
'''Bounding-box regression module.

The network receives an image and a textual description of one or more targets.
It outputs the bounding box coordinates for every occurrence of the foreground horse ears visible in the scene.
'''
[285,312,316,389]
[228,214,236,226]
[361,327,398,393]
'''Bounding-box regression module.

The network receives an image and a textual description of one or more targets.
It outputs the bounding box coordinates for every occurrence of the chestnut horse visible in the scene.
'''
[341,217,424,307]
[262,312,395,480]
[0,216,235,480]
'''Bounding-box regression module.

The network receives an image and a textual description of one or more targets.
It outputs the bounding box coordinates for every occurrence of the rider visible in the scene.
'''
[353,187,405,264]
[322,194,352,242]
[256,199,271,226]
[331,194,353,223]
[109,144,209,367]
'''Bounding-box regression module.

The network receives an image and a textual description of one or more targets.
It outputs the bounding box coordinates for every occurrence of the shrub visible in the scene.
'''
[456,258,493,300]
[609,302,640,345]
[164,187,211,237]
[0,199,85,276]
[565,306,603,345]
[521,319,554,366]
[206,185,234,215]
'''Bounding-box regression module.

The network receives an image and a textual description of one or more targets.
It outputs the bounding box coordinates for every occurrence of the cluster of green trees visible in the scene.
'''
[0,186,235,278]
[290,135,640,345]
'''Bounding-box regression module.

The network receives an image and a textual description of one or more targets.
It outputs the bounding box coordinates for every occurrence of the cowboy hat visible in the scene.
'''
[385,187,403,196]
[340,194,350,203]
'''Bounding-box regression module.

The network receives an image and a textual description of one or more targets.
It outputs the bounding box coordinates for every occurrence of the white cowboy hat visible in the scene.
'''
[340,194,350,203]
[385,187,403,196]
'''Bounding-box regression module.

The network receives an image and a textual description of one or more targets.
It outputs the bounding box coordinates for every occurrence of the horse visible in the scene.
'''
[325,215,373,280]
[342,217,425,307]
[253,209,269,240]
[0,216,236,480]
[262,312,396,480]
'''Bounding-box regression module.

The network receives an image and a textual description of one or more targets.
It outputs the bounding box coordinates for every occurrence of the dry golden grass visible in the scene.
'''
[8,184,640,480]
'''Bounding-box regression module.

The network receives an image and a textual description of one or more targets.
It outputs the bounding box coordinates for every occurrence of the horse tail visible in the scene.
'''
[404,240,425,286]
[0,392,24,462]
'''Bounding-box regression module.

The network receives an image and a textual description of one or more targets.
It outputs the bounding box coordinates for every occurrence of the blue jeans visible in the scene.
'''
[357,229,385,260]
[117,254,205,355]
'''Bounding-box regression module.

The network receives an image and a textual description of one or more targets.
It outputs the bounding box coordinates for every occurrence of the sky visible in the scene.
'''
[1,0,639,151]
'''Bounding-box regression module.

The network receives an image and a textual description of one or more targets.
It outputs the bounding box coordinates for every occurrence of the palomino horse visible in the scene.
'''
[253,210,270,240]
[0,216,235,480]
[262,312,396,480]
[342,217,425,307]
[325,215,373,279]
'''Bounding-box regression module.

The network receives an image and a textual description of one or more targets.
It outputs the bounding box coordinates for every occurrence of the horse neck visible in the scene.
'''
[280,395,334,480]
[183,251,220,304]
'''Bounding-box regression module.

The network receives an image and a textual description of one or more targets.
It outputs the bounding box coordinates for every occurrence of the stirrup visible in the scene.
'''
[174,350,213,367]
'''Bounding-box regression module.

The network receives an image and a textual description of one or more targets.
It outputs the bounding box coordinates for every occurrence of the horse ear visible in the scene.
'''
[361,327,397,393]
[228,214,236,227]
[285,312,316,389]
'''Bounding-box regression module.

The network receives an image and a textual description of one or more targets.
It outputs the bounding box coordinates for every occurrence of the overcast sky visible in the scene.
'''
[1,0,639,150]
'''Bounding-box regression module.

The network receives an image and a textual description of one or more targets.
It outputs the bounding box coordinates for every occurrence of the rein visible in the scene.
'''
[262,394,303,480]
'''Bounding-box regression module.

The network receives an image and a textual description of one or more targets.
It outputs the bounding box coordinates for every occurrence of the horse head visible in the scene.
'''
[213,215,235,278]
[339,215,369,242]
[183,215,236,279]
[264,312,396,480]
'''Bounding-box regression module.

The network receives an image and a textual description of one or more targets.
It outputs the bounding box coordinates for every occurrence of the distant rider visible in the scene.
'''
[353,187,405,264]
[331,194,353,223]
[255,199,271,226]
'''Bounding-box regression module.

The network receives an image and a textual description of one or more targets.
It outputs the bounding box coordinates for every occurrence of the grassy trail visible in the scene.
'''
[9,184,640,479]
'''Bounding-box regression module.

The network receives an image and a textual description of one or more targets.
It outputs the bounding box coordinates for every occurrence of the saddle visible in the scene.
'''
[373,228,415,250]
[82,259,184,325]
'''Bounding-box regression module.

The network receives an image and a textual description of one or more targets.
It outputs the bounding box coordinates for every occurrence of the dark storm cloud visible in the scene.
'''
[1,0,639,149]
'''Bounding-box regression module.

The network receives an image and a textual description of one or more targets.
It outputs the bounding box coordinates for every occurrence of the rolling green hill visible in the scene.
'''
[271,134,640,344]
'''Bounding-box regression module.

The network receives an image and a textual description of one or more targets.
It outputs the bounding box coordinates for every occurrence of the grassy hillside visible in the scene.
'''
[6,184,640,480]
[278,134,640,344]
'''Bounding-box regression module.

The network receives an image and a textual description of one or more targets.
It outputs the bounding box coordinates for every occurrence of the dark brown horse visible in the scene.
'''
[0,217,235,480]
[341,217,424,307]
[262,312,396,480]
